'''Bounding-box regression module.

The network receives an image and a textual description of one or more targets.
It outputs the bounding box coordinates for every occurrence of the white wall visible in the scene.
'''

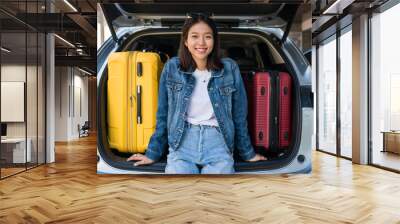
[1,65,36,137]
[1,64,25,81]
[1,62,46,164]
[55,67,89,141]
[55,67,69,141]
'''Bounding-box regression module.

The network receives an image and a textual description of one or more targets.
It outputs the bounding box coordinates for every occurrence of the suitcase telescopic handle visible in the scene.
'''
[137,62,142,77]
[137,85,142,124]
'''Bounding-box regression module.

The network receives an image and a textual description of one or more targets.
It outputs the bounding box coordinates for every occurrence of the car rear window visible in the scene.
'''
[129,32,286,72]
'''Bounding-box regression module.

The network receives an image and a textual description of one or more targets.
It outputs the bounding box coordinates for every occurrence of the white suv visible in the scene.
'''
[97,1,313,174]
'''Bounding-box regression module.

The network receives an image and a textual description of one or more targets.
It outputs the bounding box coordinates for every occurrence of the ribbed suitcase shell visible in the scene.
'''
[244,71,292,151]
[107,51,163,153]
[245,72,271,149]
[278,72,292,147]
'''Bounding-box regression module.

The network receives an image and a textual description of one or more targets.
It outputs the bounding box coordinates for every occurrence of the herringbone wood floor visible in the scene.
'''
[1,135,400,224]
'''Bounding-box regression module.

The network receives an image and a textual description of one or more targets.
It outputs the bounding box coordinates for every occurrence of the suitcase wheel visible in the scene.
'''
[283,87,288,95]
[258,131,263,140]
[260,87,266,96]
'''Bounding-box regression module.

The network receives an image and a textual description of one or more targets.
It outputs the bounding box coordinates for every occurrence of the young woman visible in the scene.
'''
[127,13,266,174]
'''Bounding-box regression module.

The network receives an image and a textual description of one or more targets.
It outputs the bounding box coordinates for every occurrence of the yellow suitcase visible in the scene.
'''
[107,51,163,153]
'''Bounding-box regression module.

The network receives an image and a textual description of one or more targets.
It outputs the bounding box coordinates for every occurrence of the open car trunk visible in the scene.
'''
[97,1,313,174]
[100,2,301,45]
[98,28,305,172]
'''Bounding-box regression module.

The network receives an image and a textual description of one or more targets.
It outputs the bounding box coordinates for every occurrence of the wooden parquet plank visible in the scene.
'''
[1,135,400,223]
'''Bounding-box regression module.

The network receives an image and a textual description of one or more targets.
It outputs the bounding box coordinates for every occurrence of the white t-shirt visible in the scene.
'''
[186,69,219,126]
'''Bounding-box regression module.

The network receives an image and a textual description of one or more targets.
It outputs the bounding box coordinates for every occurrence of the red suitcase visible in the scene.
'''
[243,71,292,151]
[244,71,271,149]
[277,72,292,148]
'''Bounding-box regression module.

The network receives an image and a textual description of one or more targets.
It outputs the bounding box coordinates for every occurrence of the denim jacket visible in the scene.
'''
[145,57,256,162]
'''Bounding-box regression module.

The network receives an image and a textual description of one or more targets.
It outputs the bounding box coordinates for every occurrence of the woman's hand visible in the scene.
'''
[246,153,267,162]
[126,154,155,166]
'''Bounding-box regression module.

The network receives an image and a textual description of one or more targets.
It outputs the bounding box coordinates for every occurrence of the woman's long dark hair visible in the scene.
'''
[178,13,223,72]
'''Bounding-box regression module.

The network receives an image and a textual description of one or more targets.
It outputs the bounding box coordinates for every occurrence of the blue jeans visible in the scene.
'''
[165,122,235,174]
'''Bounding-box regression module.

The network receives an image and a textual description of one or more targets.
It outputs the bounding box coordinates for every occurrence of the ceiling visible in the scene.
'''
[0,0,96,75]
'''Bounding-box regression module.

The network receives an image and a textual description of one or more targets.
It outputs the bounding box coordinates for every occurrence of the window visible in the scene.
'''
[317,36,337,154]
[339,28,352,158]
[371,3,400,171]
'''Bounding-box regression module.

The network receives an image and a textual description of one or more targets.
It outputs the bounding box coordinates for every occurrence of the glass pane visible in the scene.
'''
[26,0,39,169]
[340,29,352,158]
[0,1,46,178]
[371,3,400,171]
[27,31,38,169]
[38,32,45,165]
[318,37,337,154]
[1,30,27,177]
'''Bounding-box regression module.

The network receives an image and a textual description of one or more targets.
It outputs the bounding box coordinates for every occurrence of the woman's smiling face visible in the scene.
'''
[184,21,214,64]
